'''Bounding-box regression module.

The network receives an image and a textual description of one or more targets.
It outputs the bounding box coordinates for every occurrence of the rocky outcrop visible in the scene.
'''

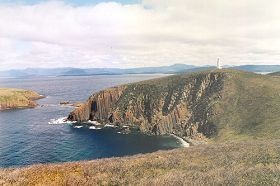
[68,86,126,122]
[0,88,44,111]
[68,71,228,141]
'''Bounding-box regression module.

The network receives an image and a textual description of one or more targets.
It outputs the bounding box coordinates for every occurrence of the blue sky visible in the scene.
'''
[0,0,140,5]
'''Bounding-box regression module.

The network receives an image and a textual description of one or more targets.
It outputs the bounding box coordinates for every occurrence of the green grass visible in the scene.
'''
[1,140,280,185]
[210,70,280,141]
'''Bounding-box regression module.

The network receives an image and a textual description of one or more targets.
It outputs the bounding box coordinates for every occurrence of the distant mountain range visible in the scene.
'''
[0,64,199,78]
[1,64,280,78]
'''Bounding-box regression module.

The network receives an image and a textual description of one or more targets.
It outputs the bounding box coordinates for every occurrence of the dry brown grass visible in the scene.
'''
[1,140,280,185]
[0,88,43,110]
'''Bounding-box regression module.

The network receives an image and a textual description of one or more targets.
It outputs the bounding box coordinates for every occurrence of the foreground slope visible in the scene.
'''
[269,71,280,76]
[0,88,43,110]
[1,140,279,185]
[68,69,280,143]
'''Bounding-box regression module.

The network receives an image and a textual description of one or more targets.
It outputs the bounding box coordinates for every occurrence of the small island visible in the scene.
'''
[0,88,44,111]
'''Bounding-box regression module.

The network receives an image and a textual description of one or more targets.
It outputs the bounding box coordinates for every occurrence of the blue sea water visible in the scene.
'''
[0,74,182,168]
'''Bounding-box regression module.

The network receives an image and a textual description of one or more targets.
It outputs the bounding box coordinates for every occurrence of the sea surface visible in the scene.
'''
[0,74,182,168]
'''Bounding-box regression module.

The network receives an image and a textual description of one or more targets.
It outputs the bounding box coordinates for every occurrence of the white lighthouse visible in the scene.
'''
[217,58,222,69]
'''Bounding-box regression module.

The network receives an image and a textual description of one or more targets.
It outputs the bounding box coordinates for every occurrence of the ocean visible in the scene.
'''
[0,74,182,168]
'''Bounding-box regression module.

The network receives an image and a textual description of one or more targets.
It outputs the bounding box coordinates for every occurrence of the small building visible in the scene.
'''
[217,58,222,69]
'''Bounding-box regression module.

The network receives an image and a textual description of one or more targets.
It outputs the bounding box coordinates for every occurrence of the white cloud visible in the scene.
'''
[0,0,280,70]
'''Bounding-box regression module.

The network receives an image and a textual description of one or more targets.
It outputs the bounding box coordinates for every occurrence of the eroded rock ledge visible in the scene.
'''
[68,71,228,142]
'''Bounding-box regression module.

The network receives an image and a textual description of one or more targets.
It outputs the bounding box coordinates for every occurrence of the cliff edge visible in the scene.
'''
[68,69,280,143]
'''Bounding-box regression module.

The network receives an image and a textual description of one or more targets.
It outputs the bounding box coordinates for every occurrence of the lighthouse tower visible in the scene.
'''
[217,58,222,69]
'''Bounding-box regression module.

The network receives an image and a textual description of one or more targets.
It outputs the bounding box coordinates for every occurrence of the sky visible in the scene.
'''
[0,0,280,70]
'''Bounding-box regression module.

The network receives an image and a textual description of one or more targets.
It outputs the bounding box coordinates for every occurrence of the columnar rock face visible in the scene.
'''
[68,71,227,141]
[68,86,126,122]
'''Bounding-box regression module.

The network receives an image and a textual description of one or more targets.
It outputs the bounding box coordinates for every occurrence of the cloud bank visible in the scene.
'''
[0,0,280,70]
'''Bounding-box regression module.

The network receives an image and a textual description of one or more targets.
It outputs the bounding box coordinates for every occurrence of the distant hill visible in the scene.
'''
[0,64,197,78]
[232,65,280,72]
[1,64,280,78]
[123,64,197,74]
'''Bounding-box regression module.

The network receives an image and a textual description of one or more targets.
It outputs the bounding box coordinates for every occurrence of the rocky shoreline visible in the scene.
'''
[70,120,191,147]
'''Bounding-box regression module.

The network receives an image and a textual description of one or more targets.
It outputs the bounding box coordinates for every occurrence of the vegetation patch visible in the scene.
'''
[0,88,43,110]
[1,140,280,185]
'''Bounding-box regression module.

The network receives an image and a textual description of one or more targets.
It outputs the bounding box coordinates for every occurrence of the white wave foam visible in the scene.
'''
[73,126,83,129]
[40,103,74,108]
[87,120,102,125]
[48,117,76,125]
[122,125,129,128]
[89,126,96,130]
[89,126,102,130]
[170,134,190,148]
[59,105,75,108]
[104,124,116,128]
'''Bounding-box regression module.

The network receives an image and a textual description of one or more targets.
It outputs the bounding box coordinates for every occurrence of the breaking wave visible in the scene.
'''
[170,134,190,148]
[89,126,102,130]
[73,125,83,129]
[48,117,76,125]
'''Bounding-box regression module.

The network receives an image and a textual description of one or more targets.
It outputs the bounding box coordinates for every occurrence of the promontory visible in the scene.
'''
[68,69,280,144]
[1,69,280,185]
[0,88,43,111]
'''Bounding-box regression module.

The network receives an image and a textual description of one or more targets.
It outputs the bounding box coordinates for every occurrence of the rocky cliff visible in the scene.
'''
[68,70,228,142]
[0,88,43,110]
[68,69,280,142]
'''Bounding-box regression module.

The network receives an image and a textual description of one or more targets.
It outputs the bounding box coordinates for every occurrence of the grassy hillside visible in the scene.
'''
[1,140,279,185]
[211,70,280,141]
[269,71,280,76]
[68,69,280,143]
[0,88,43,110]
[232,65,280,72]
[140,69,280,141]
